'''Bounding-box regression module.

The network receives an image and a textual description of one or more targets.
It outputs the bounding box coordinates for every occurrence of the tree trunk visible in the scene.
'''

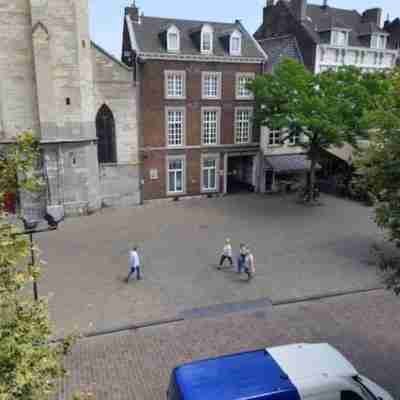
[309,158,317,204]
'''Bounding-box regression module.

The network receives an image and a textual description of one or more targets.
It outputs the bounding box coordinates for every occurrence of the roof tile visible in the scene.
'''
[130,15,265,59]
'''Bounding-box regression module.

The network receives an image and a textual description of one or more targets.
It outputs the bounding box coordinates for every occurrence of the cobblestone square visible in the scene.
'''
[38,194,384,336]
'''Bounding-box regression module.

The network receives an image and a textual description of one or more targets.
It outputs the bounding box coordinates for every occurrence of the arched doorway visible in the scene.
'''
[96,104,117,163]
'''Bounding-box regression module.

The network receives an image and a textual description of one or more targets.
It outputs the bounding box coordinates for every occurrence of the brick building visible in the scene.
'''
[122,4,267,200]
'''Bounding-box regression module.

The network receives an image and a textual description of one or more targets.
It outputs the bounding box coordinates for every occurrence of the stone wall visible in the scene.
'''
[92,43,140,207]
[99,164,140,208]
[0,1,140,214]
[92,43,139,164]
[0,1,40,140]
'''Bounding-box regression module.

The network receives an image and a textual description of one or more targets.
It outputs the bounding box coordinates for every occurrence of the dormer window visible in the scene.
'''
[167,25,180,52]
[201,25,213,54]
[230,30,242,56]
[332,30,349,46]
[371,34,387,49]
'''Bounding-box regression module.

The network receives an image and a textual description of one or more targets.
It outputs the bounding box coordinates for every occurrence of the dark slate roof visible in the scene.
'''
[258,35,303,67]
[265,154,321,172]
[358,22,385,36]
[305,4,387,46]
[130,15,265,59]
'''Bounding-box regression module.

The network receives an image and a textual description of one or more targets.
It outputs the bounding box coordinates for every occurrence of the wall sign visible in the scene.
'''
[150,168,158,180]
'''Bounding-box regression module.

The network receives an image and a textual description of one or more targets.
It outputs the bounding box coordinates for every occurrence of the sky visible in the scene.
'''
[89,0,400,59]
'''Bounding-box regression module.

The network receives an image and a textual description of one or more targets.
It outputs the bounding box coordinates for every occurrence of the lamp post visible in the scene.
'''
[30,232,37,301]
[15,225,58,301]
[15,151,65,301]
[17,206,64,301]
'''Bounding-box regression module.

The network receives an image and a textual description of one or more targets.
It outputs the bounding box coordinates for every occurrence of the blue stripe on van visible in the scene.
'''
[171,349,301,400]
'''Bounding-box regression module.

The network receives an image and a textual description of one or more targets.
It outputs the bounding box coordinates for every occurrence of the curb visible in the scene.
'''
[52,317,185,343]
[83,317,185,339]
[272,286,384,307]
[52,286,385,343]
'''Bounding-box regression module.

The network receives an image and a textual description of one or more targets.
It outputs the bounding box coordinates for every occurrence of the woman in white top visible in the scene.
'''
[245,248,255,280]
[218,238,233,269]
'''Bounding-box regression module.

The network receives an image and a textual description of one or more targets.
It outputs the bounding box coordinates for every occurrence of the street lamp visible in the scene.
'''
[17,205,64,301]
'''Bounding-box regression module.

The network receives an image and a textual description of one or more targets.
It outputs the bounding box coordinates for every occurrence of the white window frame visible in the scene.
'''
[371,34,387,49]
[201,107,221,146]
[235,107,253,144]
[230,30,242,56]
[167,25,180,52]
[236,73,255,100]
[288,131,301,146]
[165,70,186,99]
[202,72,222,100]
[201,154,220,193]
[335,49,340,63]
[331,30,349,46]
[165,107,186,148]
[379,35,386,49]
[201,24,214,54]
[166,155,186,196]
[268,129,282,146]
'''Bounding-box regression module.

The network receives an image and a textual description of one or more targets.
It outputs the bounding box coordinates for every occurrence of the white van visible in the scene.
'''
[167,343,393,400]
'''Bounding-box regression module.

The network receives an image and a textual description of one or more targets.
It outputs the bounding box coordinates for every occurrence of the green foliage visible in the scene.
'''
[0,131,41,208]
[372,245,400,295]
[0,132,72,400]
[348,174,374,206]
[72,391,96,400]
[249,59,388,201]
[357,68,400,293]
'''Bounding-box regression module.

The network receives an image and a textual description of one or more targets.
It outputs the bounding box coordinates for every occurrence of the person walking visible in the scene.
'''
[245,247,255,280]
[218,238,233,269]
[127,245,141,281]
[237,243,247,274]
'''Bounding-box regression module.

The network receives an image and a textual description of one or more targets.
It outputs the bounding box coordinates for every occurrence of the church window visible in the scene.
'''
[96,104,117,164]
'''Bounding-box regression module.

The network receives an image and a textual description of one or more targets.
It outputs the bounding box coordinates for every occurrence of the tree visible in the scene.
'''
[357,67,400,294]
[0,132,73,400]
[249,59,388,202]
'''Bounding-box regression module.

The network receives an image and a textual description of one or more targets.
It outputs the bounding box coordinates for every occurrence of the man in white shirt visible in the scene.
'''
[127,246,141,281]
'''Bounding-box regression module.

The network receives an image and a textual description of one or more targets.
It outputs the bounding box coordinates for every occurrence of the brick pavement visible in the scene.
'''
[56,290,400,400]
[38,194,385,336]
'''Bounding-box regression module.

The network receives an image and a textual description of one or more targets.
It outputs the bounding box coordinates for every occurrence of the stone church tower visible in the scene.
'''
[0,1,140,215]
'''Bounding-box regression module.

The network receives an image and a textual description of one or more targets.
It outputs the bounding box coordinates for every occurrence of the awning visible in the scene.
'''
[265,154,321,173]
[326,144,354,165]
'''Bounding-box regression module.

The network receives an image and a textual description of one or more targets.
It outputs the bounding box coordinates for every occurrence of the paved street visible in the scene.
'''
[56,290,400,400]
[38,194,385,336]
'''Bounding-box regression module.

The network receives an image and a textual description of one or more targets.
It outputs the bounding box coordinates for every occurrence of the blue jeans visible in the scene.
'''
[237,255,245,273]
[127,266,141,280]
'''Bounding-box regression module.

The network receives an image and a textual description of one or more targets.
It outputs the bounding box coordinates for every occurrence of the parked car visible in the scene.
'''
[167,343,393,400]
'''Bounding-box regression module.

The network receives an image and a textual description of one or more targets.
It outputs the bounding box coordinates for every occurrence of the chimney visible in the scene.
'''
[291,0,307,21]
[261,0,276,33]
[361,8,382,27]
[125,1,140,23]
[322,0,328,8]
[384,13,390,28]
